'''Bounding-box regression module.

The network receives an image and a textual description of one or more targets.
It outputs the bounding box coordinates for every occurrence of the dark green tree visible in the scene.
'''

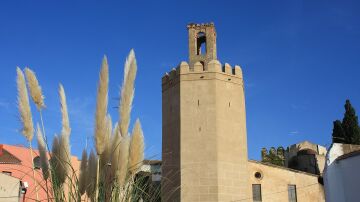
[342,100,360,144]
[332,100,360,145]
[332,120,345,143]
[261,147,285,166]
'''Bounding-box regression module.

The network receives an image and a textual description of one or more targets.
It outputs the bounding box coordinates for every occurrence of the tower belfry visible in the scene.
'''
[187,23,217,69]
[162,23,250,201]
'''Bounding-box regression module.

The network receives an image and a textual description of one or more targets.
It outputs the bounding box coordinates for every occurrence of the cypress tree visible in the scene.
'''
[342,100,360,144]
[332,120,345,143]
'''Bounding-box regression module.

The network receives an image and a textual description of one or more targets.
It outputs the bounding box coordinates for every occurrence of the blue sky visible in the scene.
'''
[1,1,360,160]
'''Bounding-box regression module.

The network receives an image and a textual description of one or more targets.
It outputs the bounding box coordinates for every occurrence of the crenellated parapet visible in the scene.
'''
[161,60,244,91]
[187,22,215,29]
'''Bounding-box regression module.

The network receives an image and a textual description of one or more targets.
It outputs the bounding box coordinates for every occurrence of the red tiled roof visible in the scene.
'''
[0,144,81,202]
[0,148,21,164]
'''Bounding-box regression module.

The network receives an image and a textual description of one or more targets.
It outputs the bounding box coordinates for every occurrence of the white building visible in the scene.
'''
[0,172,22,202]
[323,143,360,202]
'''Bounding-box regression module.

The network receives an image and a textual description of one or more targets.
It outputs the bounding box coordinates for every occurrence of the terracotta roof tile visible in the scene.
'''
[0,149,21,164]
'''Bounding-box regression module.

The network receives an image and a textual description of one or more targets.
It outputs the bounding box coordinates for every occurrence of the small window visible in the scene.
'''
[33,156,41,169]
[254,172,262,179]
[252,184,262,202]
[2,171,12,176]
[288,185,297,202]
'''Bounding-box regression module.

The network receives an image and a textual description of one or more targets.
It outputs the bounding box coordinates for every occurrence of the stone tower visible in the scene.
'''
[162,23,250,202]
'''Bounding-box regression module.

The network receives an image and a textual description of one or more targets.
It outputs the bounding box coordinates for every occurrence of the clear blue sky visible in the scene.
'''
[1,1,360,160]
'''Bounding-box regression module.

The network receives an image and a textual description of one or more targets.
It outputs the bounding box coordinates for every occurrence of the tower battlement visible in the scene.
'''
[161,60,244,86]
[186,22,215,29]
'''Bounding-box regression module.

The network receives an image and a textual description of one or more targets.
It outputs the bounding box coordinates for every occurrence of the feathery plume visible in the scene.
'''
[50,133,70,185]
[16,67,34,141]
[51,84,72,185]
[119,49,137,137]
[101,115,114,194]
[86,150,97,198]
[110,123,121,178]
[58,130,71,184]
[24,67,45,110]
[78,149,88,195]
[95,56,109,155]
[128,119,144,174]
[50,135,64,183]
[100,114,112,169]
[36,123,49,180]
[117,136,130,187]
[59,84,70,136]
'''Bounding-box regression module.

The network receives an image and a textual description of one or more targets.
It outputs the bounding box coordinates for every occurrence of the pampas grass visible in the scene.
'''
[100,115,112,171]
[36,123,51,200]
[59,84,71,136]
[51,135,60,167]
[59,131,71,183]
[95,56,109,155]
[16,67,39,201]
[51,135,64,184]
[117,136,130,187]
[119,49,137,137]
[36,123,49,180]
[50,84,71,186]
[94,56,109,200]
[78,149,88,195]
[86,150,97,200]
[59,84,71,182]
[14,50,152,202]
[25,67,48,153]
[16,67,34,141]
[24,67,45,110]
[110,123,121,180]
[129,119,144,174]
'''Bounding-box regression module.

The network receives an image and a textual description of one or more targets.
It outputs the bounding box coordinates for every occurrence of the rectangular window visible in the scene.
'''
[2,171,12,176]
[288,184,297,202]
[252,184,262,202]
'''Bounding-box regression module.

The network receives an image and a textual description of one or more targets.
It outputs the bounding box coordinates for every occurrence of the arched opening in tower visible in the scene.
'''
[196,32,206,55]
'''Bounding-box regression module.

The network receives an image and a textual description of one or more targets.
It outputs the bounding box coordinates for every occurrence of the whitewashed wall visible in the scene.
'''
[324,143,360,202]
